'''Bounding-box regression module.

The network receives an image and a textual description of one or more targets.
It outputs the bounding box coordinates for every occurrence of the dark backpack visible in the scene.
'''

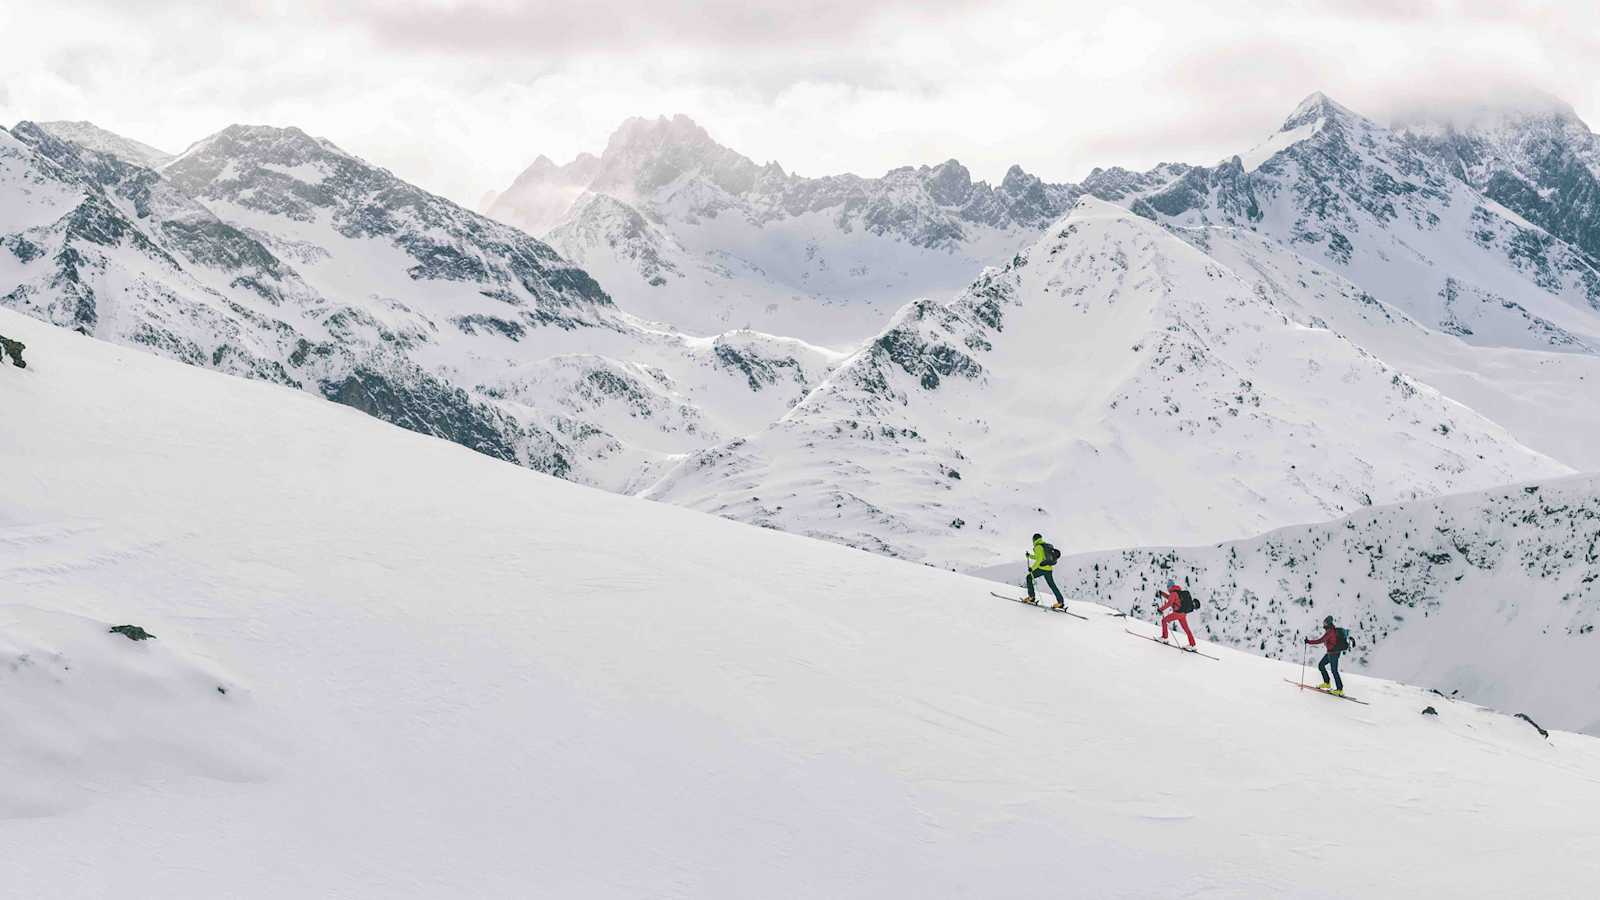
[1335,627,1352,652]
[1041,542,1061,566]
[1179,589,1199,613]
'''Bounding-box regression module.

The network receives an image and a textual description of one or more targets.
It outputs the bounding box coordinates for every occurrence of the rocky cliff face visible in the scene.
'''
[1397,99,1600,267]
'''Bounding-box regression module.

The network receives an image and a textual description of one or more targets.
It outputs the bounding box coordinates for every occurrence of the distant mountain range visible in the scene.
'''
[635,94,1600,565]
[5,92,1600,568]
[488,113,1094,345]
[1,120,839,492]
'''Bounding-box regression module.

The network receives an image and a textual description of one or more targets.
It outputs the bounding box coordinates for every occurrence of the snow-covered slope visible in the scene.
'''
[0,121,840,492]
[1039,475,1600,736]
[32,120,174,169]
[1187,224,1600,469]
[490,115,1101,345]
[648,199,1570,567]
[4,308,1598,898]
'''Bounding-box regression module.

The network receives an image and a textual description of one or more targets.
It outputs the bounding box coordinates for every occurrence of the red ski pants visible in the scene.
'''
[1160,612,1195,646]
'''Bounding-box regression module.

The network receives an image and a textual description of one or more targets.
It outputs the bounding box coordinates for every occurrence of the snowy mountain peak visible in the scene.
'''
[591,113,760,198]
[488,151,602,232]
[516,152,585,182]
[1393,94,1599,173]
[1394,90,1587,137]
[604,113,722,156]
[923,158,974,204]
[1387,93,1600,264]
[516,151,599,179]
[167,123,352,176]
[1280,90,1362,132]
[28,119,174,169]
[1062,192,1127,222]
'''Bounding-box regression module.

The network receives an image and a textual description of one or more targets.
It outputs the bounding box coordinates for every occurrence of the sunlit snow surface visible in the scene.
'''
[1240,117,1324,172]
[3,308,1598,897]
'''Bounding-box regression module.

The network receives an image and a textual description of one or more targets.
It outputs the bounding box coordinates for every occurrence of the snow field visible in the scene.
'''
[3,309,1599,897]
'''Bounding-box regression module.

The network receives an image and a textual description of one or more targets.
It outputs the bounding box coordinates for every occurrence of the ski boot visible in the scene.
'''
[1330,689,1344,696]
[1317,682,1331,691]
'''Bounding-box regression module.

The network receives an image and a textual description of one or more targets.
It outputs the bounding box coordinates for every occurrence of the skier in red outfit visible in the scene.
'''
[1157,581,1196,647]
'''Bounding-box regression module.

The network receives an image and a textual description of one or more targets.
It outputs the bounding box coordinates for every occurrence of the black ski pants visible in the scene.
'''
[1027,568,1063,603]
[1318,652,1343,691]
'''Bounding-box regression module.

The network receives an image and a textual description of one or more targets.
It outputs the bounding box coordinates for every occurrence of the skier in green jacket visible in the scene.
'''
[1025,534,1066,610]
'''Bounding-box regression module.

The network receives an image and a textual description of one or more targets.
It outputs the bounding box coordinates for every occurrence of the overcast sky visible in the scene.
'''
[3,1,1596,208]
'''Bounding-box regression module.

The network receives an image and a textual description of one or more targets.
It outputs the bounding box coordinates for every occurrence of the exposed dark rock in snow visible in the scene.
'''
[0,334,23,367]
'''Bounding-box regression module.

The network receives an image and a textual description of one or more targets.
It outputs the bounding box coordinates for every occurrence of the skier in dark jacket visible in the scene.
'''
[1306,616,1345,695]
[1025,534,1065,609]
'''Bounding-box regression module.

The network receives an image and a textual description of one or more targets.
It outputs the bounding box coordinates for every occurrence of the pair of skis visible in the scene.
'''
[1123,629,1220,660]
[990,592,1089,620]
[1284,679,1369,704]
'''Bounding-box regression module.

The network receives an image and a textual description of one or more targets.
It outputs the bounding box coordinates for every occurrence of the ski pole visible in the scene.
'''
[1300,635,1308,687]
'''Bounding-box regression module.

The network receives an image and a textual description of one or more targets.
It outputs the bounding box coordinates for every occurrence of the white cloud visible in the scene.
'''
[2,0,1597,208]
